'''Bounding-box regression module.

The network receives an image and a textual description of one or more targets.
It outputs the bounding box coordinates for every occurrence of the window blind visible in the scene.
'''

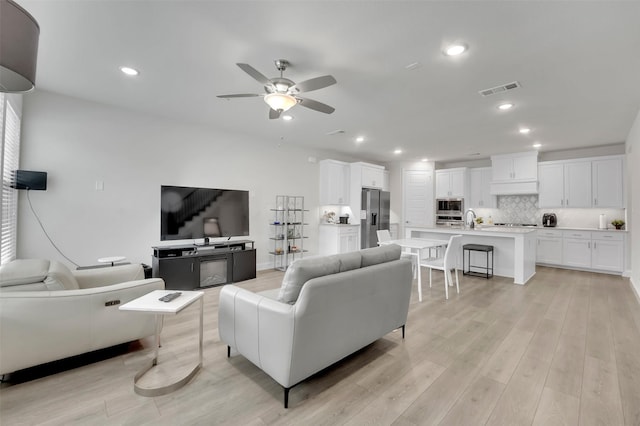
[1,94,21,265]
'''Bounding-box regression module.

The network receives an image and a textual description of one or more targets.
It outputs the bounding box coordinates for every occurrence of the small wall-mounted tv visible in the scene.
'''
[11,170,47,190]
[160,185,249,241]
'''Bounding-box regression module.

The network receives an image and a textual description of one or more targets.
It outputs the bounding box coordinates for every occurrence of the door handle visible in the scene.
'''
[372,213,377,226]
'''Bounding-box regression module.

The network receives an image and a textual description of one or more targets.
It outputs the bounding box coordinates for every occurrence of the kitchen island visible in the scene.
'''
[405,226,537,285]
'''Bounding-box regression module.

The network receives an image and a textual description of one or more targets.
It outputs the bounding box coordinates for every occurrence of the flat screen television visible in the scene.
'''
[11,170,47,190]
[160,185,249,241]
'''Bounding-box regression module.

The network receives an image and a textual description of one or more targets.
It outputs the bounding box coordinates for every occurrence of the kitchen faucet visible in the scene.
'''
[465,208,476,229]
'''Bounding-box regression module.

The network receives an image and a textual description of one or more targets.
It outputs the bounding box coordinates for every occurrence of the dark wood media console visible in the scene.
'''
[152,240,256,290]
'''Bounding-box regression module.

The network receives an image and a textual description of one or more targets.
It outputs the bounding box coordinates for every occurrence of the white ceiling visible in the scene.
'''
[18,0,640,163]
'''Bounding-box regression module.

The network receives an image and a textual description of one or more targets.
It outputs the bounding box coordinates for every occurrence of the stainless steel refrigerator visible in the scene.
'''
[361,189,391,248]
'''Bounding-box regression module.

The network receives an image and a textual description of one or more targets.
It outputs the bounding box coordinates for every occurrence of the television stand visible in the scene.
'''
[151,240,256,290]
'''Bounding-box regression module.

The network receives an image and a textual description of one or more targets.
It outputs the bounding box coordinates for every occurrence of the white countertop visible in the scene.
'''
[416,226,535,236]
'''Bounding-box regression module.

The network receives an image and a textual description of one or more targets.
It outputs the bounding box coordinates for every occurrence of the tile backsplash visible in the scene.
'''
[473,195,626,229]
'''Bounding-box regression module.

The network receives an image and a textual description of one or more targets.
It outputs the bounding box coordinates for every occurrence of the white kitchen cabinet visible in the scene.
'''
[592,157,624,208]
[562,230,592,269]
[538,155,624,209]
[361,164,385,189]
[591,232,624,272]
[468,167,496,208]
[538,160,591,208]
[538,163,564,207]
[318,224,359,256]
[319,159,350,205]
[536,229,563,265]
[491,151,538,181]
[435,168,467,198]
[560,230,624,273]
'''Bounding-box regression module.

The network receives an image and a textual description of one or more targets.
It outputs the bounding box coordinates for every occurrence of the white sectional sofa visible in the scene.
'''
[218,244,413,407]
[0,259,165,376]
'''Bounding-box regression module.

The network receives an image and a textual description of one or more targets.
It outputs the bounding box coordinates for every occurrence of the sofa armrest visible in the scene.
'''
[73,264,145,289]
[219,284,296,387]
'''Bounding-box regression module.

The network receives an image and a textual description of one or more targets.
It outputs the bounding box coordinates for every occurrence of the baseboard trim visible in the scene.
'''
[631,277,640,306]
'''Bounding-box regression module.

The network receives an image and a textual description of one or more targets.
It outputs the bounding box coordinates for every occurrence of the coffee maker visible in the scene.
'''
[542,213,557,227]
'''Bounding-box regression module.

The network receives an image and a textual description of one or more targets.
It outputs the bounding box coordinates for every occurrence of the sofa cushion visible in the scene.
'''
[334,251,362,272]
[277,256,341,304]
[44,261,79,290]
[0,259,51,288]
[360,244,402,267]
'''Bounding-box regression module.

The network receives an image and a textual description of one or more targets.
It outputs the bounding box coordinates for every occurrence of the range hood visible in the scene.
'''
[489,151,539,195]
[490,181,538,195]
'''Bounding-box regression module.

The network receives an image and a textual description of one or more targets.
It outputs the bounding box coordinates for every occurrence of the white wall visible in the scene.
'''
[626,110,640,298]
[18,90,335,270]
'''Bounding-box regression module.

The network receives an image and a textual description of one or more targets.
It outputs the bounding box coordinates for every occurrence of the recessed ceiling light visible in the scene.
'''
[533,143,542,148]
[519,128,531,134]
[356,136,365,143]
[421,158,428,162]
[282,115,293,121]
[444,44,467,56]
[394,149,402,155]
[119,66,139,76]
[498,102,514,110]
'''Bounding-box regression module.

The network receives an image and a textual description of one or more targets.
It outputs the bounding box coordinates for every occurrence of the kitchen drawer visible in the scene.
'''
[538,229,563,238]
[563,230,591,240]
[339,226,359,235]
[591,231,624,241]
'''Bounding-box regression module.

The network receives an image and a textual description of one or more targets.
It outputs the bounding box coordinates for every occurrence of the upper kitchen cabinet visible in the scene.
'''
[491,151,538,181]
[538,155,624,209]
[592,157,624,208]
[435,168,467,198]
[360,163,385,189]
[319,159,350,205]
[539,160,591,208]
[490,151,538,195]
[468,167,496,208]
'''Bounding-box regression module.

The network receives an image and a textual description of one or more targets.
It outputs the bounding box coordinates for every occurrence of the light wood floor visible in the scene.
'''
[1,266,640,425]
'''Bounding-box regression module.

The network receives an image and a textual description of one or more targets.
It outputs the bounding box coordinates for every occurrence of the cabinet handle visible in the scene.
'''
[191,263,194,272]
[561,199,564,206]
[593,242,597,249]
[588,242,591,249]
[566,199,569,206]
[594,198,597,205]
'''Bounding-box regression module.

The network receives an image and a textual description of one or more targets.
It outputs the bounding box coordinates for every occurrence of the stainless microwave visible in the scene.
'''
[437,198,464,214]
[436,198,464,225]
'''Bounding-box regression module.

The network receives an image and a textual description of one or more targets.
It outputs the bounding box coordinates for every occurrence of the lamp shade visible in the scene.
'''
[0,0,40,92]
[264,93,297,112]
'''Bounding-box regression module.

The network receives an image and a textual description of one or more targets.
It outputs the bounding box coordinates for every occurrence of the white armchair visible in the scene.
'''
[0,259,165,376]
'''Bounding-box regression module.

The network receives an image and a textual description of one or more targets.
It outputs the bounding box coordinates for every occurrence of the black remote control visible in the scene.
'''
[159,292,182,302]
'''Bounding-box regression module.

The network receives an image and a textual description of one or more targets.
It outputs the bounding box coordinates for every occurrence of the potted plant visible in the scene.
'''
[611,219,625,230]
[474,217,483,228]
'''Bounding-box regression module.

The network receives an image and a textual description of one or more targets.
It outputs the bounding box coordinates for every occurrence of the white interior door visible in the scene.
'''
[403,169,434,231]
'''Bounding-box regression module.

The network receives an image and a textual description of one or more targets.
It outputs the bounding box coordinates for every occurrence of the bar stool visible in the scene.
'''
[462,244,493,279]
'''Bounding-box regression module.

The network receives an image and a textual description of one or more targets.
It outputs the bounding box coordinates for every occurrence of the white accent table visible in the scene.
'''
[119,289,204,396]
[97,256,126,266]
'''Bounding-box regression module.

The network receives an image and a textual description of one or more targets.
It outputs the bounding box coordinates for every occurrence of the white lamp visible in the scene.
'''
[264,93,297,112]
[0,0,40,93]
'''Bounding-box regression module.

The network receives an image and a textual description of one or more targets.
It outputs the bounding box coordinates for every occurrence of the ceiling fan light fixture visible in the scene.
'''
[264,93,297,112]
[0,0,40,92]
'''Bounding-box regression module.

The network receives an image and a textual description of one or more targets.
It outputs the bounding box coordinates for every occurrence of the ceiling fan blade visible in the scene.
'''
[293,75,337,93]
[217,93,262,98]
[297,97,335,114]
[236,63,273,87]
[269,108,281,120]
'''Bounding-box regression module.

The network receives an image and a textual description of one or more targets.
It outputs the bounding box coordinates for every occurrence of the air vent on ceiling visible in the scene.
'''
[478,81,521,97]
[326,129,346,136]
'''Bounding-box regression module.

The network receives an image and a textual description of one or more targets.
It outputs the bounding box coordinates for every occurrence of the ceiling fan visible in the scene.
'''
[217,59,337,119]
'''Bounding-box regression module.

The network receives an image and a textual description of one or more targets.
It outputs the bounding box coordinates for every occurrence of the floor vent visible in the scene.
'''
[479,81,521,97]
